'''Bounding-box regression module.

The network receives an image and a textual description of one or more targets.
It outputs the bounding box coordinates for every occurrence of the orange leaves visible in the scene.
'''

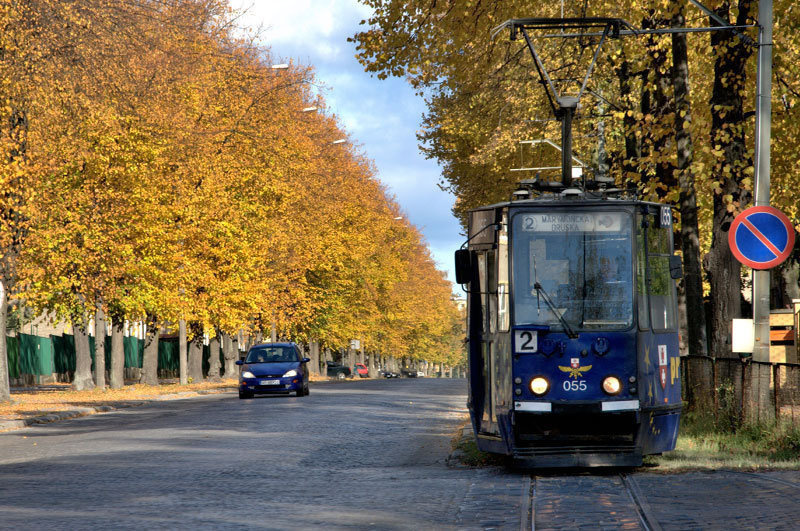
[0,0,461,365]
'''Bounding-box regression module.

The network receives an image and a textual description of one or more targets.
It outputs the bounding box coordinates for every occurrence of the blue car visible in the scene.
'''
[236,342,311,399]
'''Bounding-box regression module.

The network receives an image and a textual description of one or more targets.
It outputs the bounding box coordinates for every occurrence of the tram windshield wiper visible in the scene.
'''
[533,282,578,338]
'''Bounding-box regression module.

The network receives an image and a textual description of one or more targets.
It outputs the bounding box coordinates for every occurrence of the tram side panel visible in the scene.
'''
[637,330,681,454]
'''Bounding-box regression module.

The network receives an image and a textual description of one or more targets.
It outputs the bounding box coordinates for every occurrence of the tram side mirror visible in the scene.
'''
[669,255,683,279]
[454,249,474,284]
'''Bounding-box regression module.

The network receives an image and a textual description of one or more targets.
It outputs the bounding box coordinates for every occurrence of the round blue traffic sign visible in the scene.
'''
[728,206,796,269]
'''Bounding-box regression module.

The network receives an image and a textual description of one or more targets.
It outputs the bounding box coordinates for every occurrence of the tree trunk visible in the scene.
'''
[109,316,124,389]
[222,332,237,378]
[322,348,330,377]
[616,54,640,180]
[178,319,188,384]
[672,5,708,357]
[706,0,755,359]
[94,304,106,389]
[72,314,95,390]
[308,339,320,376]
[188,322,203,383]
[0,281,11,401]
[368,352,378,378]
[140,315,159,386]
[207,330,221,381]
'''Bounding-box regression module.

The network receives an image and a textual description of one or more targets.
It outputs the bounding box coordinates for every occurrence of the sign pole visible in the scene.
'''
[751,0,773,363]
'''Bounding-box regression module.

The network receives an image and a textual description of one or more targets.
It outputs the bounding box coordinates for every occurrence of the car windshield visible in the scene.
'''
[512,209,634,331]
[245,347,297,363]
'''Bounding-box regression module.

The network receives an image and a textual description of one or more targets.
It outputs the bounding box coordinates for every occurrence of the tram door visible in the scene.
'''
[475,250,498,434]
[468,209,501,436]
[636,207,681,410]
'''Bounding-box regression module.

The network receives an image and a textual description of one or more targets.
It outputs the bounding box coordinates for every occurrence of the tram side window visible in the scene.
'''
[487,251,498,334]
[477,253,488,334]
[497,220,510,332]
[647,223,678,330]
[636,215,650,329]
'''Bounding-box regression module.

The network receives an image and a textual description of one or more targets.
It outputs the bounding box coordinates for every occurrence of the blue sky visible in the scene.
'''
[230,0,463,289]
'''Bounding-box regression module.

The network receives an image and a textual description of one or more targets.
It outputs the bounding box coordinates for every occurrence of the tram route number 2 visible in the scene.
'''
[514,330,537,354]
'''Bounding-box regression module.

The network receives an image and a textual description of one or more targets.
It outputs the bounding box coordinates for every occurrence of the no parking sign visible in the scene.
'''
[728,206,796,270]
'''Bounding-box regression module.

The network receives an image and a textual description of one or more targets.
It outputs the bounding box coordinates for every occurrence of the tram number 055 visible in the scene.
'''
[563,380,587,392]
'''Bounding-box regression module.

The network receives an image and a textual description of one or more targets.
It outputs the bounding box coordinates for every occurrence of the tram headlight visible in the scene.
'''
[529,376,550,396]
[602,376,622,395]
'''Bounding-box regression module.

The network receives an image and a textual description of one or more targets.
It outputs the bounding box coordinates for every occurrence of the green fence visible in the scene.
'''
[6,336,19,379]
[158,339,179,372]
[7,333,147,378]
[6,334,224,380]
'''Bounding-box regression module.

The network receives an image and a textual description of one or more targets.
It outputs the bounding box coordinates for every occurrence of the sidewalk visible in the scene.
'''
[0,380,238,433]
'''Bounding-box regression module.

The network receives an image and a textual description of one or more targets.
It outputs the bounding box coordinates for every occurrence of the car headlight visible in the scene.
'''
[242,371,255,379]
[529,376,549,396]
[602,376,622,395]
[282,369,298,378]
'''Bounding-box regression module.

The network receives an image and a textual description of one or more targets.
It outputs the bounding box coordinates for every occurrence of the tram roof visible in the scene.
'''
[468,195,673,213]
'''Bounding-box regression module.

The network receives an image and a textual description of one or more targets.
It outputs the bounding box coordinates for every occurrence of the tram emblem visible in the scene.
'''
[658,345,668,389]
[559,358,592,379]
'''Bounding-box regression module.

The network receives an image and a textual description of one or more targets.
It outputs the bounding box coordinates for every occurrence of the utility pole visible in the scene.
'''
[751,0,773,363]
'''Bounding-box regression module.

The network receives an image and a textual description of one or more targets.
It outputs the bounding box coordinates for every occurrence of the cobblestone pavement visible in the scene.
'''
[1,379,799,530]
[0,379,527,530]
[527,469,800,530]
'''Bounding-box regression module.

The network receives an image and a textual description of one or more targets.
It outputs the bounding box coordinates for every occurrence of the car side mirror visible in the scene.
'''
[235,360,243,366]
[454,249,474,285]
[669,255,683,279]
[302,357,310,363]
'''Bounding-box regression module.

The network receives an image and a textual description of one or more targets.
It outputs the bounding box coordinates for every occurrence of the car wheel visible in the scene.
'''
[295,388,303,397]
[336,372,346,380]
[239,391,253,399]
[304,385,310,396]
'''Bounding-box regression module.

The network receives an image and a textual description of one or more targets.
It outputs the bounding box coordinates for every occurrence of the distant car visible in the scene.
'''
[354,363,369,378]
[380,370,399,379]
[236,342,310,399]
[416,371,425,378]
[400,368,417,378]
[325,361,352,379]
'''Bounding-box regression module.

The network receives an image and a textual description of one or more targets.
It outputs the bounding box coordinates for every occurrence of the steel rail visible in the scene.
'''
[620,473,662,531]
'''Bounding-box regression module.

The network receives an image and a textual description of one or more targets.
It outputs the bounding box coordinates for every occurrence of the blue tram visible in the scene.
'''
[455,184,683,467]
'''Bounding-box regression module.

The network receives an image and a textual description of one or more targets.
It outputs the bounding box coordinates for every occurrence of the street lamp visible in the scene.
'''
[271,63,289,70]
[302,106,318,113]
[331,138,347,145]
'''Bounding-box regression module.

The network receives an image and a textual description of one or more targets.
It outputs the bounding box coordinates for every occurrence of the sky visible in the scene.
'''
[229,0,463,291]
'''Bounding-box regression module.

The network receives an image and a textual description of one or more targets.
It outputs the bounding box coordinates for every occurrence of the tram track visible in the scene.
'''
[733,470,800,491]
[620,473,661,531]
[523,472,661,531]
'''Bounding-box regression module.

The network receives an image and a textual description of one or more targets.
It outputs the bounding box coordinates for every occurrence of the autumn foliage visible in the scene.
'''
[351,0,800,361]
[0,0,462,400]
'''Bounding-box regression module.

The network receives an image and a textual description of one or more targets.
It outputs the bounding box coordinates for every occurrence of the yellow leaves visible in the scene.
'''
[0,0,454,361]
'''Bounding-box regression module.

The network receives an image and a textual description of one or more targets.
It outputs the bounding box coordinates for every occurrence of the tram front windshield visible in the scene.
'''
[512,210,633,331]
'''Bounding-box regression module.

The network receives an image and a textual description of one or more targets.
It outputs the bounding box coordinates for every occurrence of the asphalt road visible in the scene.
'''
[1,378,799,530]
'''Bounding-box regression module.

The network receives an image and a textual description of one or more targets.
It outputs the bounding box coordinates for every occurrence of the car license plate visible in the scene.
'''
[260,379,280,385]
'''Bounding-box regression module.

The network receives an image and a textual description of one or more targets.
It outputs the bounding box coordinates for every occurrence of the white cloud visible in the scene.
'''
[231,0,372,60]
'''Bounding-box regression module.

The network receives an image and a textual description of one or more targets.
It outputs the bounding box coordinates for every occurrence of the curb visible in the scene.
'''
[0,387,238,433]
[446,424,475,468]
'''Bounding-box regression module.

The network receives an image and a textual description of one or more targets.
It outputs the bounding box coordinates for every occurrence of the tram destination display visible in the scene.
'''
[519,212,624,233]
